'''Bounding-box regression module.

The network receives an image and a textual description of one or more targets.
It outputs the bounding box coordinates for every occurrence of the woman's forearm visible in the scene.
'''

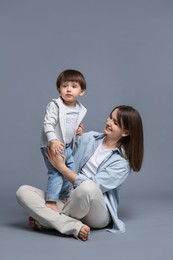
[58,164,78,184]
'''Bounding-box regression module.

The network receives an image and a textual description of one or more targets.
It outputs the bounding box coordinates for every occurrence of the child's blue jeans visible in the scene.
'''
[41,145,74,202]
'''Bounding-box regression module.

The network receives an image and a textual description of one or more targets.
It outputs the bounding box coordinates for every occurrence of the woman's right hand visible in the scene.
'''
[46,147,78,183]
[46,147,66,171]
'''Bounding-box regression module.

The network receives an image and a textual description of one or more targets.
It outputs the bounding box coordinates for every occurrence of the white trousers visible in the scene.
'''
[16,180,111,238]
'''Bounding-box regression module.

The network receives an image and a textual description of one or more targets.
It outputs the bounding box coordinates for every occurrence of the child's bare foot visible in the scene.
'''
[78,225,90,241]
[28,216,40,230]
[46,201,60,212]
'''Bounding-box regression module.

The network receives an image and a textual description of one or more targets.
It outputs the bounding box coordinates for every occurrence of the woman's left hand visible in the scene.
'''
[46,147,66,172]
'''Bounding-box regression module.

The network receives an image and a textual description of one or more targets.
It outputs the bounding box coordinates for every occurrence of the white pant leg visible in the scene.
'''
[16,185,83,238]
[62,180,111,229]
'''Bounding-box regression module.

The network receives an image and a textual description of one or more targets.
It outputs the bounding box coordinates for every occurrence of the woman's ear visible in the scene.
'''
[122,130,129,137]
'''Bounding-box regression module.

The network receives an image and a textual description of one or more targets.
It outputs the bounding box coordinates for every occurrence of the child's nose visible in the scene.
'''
[67,86,71,91]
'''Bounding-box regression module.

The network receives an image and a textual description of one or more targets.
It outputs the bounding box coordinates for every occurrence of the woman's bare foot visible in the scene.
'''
[28,216,40,230]
[46,201,60,212]
[78,225,90,241]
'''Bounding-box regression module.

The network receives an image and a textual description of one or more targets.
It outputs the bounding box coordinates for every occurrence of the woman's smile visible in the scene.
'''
[105,124,112,131]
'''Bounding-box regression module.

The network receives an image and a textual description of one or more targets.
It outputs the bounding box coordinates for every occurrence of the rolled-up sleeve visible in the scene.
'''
[73,173,89,188]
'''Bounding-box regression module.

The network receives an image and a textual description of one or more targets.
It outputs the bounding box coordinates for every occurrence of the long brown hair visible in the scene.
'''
[111,105,144,172]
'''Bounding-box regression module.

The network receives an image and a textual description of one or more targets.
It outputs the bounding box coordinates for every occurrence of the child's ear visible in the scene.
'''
[79,90,85,97]
[57,88,61,94]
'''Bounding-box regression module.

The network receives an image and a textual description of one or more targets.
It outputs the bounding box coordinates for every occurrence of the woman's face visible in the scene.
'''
[103,109,129,141]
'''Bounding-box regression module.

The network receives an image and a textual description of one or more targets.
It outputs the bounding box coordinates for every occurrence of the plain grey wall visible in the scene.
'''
[0,0,173,207]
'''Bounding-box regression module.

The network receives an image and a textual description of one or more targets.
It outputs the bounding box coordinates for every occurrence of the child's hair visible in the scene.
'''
[111,105,144,172]
[56,69,87,90]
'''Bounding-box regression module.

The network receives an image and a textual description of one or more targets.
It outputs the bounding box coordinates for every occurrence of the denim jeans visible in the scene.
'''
[41,145,74,202]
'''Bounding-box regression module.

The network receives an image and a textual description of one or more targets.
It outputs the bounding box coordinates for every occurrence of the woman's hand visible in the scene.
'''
[46,147,66,172]
[46,147,78,184]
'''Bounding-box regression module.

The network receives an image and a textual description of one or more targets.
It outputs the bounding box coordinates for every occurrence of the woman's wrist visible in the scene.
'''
[60,166,78,184]
[58,163,68,173]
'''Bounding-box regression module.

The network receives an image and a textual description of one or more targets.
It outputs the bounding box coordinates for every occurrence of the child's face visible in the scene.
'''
[58,81,85,106]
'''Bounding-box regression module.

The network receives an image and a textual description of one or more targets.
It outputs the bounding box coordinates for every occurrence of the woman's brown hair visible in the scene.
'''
[111,105,144,172]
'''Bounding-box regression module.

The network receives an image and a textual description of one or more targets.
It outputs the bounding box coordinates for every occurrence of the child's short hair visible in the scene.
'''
[56,69,87,90]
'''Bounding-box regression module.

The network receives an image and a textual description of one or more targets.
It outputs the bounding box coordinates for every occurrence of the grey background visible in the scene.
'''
[0,0,173,259]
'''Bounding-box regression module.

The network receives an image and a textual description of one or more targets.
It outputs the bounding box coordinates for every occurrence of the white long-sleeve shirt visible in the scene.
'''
[40,97,87,147]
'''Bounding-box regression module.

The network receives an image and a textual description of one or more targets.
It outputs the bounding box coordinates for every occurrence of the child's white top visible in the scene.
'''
[40,97,87,147]
[65,104,80,144]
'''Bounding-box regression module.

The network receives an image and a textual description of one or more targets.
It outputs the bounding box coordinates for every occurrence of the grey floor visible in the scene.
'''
[1,194,172,260]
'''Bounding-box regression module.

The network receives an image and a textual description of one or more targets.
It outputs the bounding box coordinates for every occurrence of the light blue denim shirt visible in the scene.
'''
[73,131,131,233]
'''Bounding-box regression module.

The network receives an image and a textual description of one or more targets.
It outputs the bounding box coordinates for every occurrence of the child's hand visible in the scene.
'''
[76,124,84,136]
[48,139,65,155]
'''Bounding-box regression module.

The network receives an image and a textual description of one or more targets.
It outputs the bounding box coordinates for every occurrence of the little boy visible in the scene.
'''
[40,69,87,212]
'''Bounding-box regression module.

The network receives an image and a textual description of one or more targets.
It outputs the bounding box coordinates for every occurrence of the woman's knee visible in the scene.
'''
[16,185,32,202]
[75,180,102,200]
[16,185,27,197]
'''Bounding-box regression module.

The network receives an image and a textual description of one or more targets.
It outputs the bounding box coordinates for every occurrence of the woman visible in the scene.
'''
[16,105,144,241]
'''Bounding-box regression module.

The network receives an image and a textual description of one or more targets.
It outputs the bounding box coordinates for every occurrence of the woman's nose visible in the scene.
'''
[106,118,111,124]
